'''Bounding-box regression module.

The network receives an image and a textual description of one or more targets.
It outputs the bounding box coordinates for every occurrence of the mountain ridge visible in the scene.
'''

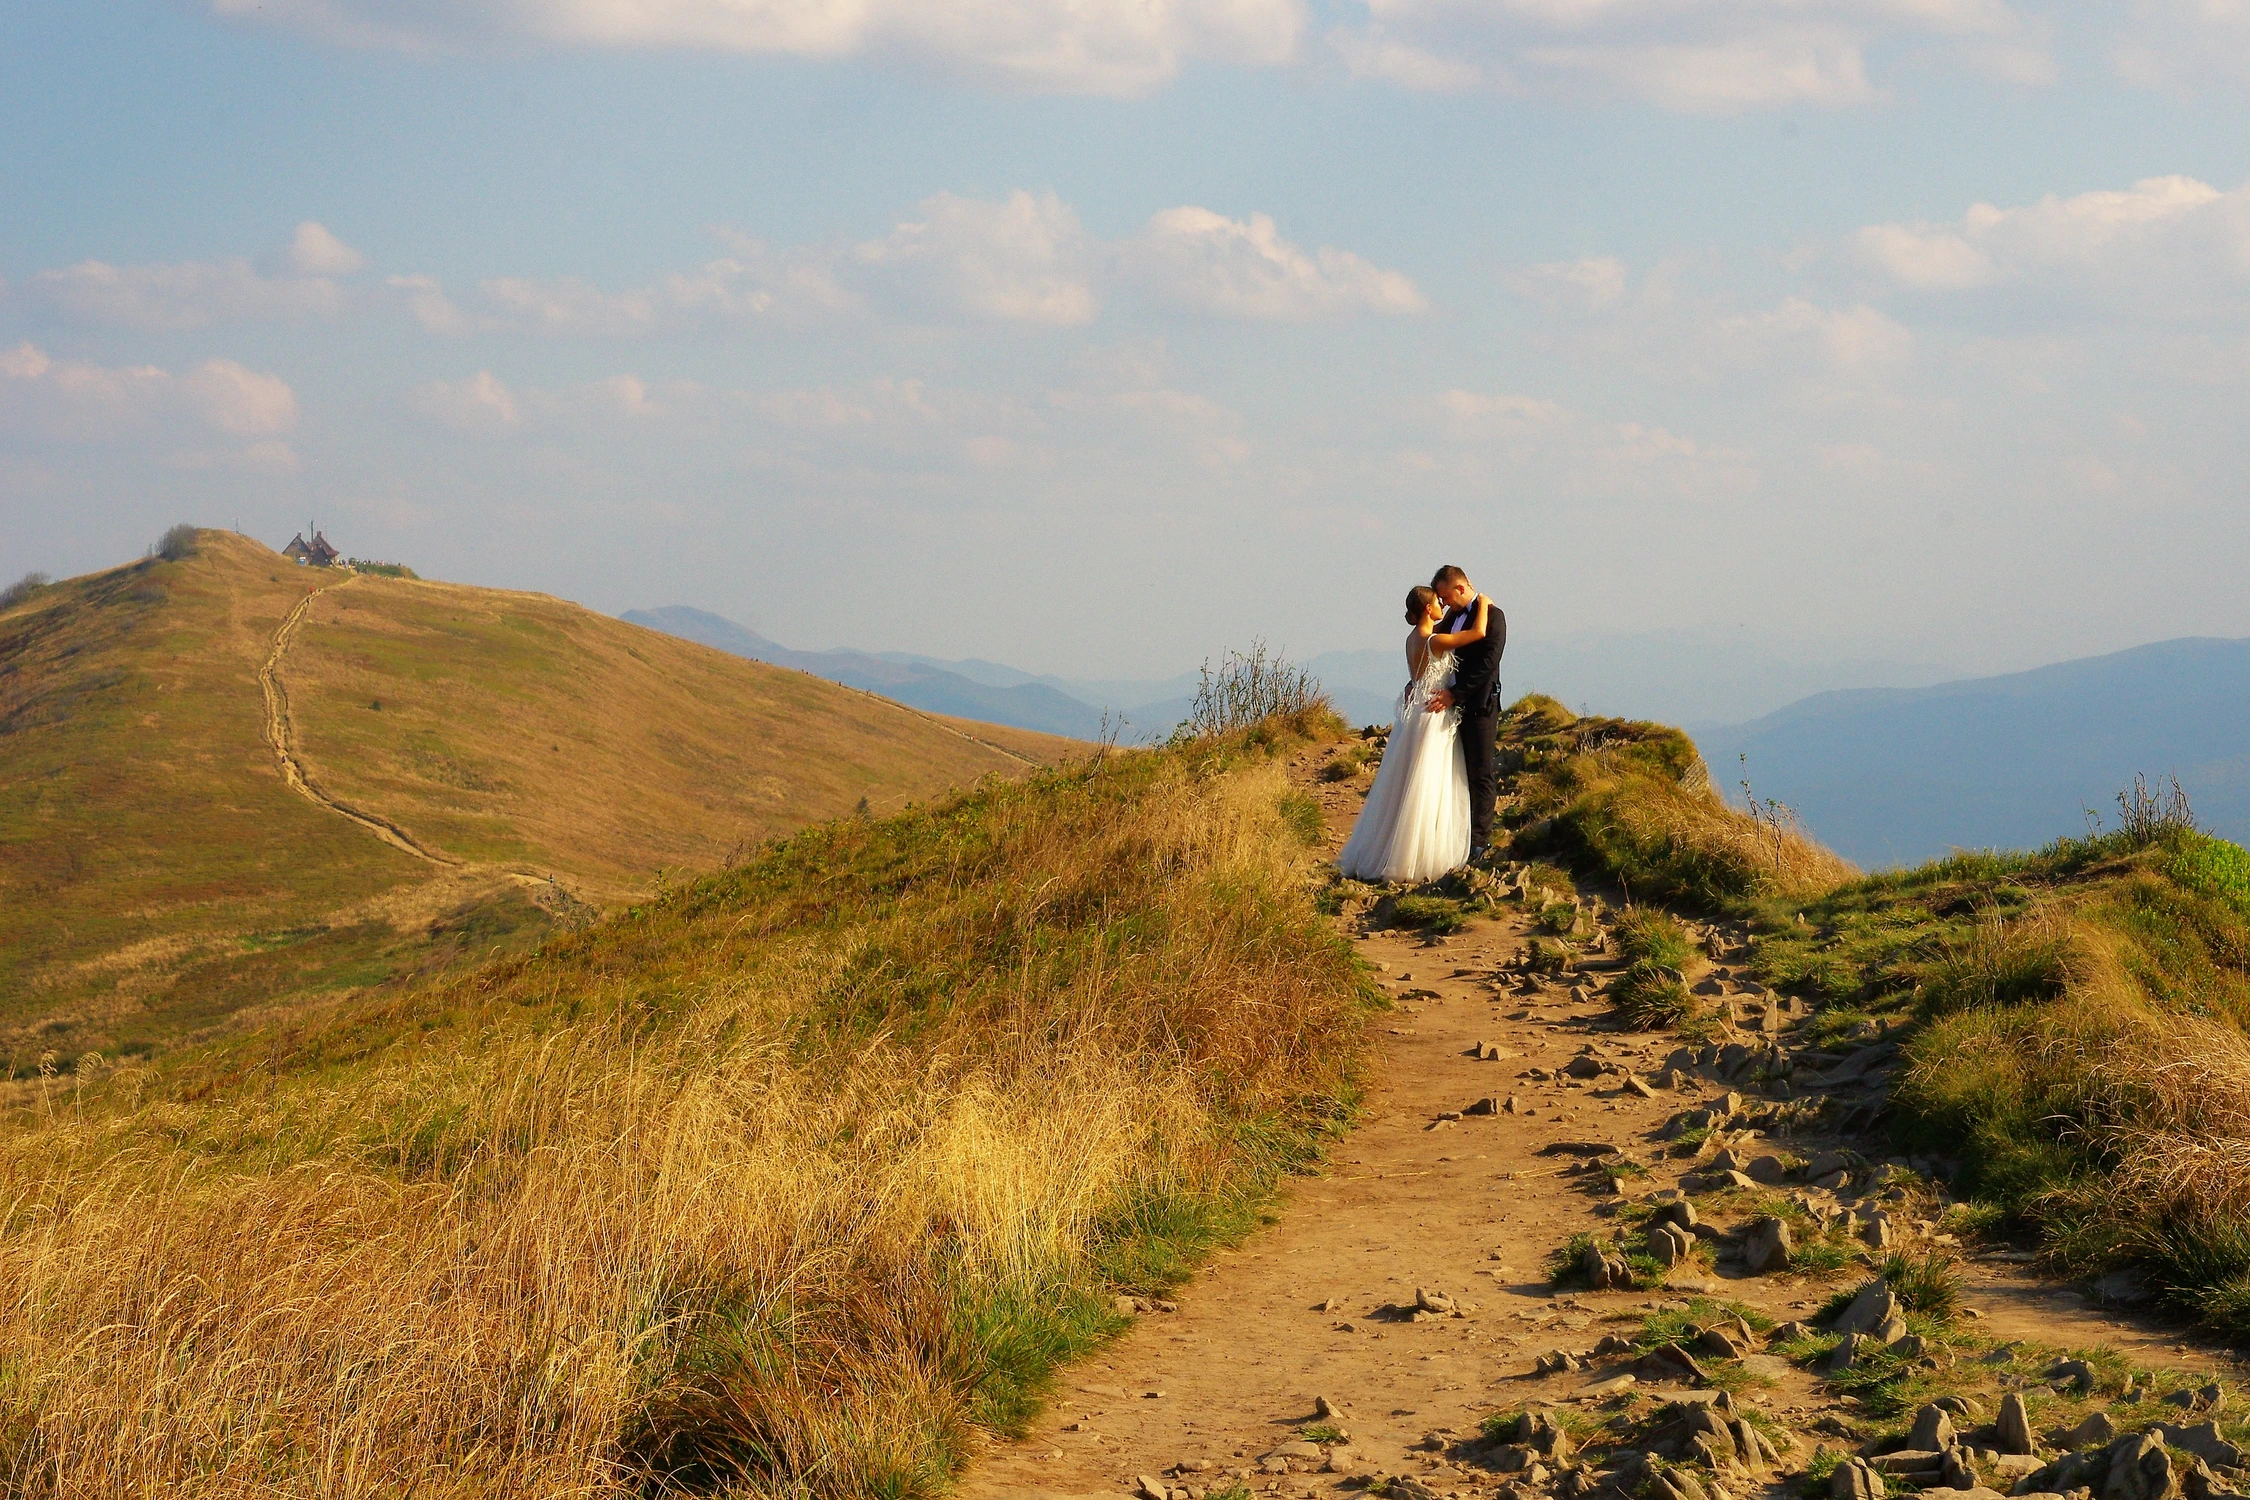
[1696,634,2250,867]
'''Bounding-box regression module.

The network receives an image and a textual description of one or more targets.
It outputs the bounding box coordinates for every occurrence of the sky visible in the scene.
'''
[7,1,2250,708]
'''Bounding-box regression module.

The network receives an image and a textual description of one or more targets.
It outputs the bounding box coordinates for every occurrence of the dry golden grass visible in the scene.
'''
[0,721,1366,1496]
[0,530,1073,1074]
[1500,696,1856,907]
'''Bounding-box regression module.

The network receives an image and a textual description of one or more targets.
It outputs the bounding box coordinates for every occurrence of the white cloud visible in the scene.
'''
[181,360,300,436]
[408,371,523,431]
[1854,175,2250,300]
[1123,207,1426,320]
[407,370,681,434]
[0,342,299,446]
[382,192,1412,336]
[1433,385,1759,501]
[1510,255,1631,312]
[283,221,366,276]
[1719,298,1915,371]
[1329,0,2041,111]
[205,0,1304,96]
[388,274,475,335]
[853,190,1097,325]
[28,223,362,331]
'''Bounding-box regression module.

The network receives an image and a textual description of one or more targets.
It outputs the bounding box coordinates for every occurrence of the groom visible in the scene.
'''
[1426,564,1506,862]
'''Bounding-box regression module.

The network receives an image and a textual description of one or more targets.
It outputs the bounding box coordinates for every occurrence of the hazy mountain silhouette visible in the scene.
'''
[623,607,1111,740]
[1696,637,2250,868]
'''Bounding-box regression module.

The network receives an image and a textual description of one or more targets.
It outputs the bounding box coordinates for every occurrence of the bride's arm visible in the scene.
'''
[1428,595,1490,650]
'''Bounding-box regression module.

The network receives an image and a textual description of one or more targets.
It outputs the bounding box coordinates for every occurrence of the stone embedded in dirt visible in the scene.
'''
[1806,1149,1852,1178]
[1871,1449,1948,1475]
[1626,1074,1658,1098]
[1996,1392,2036,1455]
[1580,1372,1638,1399]
[1693,1325,1748,1361]
[1650,1223,1695,1267]
[1683,1168,1757,1194]
[1565,1055,1607,1079]
[2107,1430,2179,1500]
[1314,1394,1341,1419]
[1830,1279,1900,1336]
[1465,1097,1500,1115]
[1505,1094,1522,1114]
[2063,1413,2120,1448]
[1832,1457,1887,1500]
[1741,1216,1793,1273]
[1909,1405,1958,1452]
[1512,1409,1576,1462]
[1385,1476,1443,1500]
[1416,1287,1456,1314]
[1536,1349,1582,1375]
[1870,1313,1909,1347]
[1859,1211,1897,1249]
[1634,1342,1710,1384]
[1138,1473,1170,1500]
[1812,1169,1852,1193]
[2047,1359,2097,1393]
[1746,1155,1790,1185]
[1656,1200,1700,1231]
[1262,1442,1326,1461]
[1827,1332,1863,1371]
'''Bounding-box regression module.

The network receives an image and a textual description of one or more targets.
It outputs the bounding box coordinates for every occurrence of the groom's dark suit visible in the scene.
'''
[1444,598,1507,851]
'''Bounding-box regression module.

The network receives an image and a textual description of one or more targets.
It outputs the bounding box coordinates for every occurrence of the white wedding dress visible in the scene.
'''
[1337,633,1470,883]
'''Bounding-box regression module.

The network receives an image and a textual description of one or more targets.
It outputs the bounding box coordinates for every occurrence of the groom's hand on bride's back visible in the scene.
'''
[1428,688,1454,712]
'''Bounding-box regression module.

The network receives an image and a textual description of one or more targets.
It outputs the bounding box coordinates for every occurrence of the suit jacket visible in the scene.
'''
[1445,599,1507,706]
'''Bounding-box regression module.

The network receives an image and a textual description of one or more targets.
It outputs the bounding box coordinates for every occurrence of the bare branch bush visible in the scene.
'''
[1176,640,1330,741]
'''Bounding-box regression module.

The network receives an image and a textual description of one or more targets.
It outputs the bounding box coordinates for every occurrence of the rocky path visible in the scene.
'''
[958,743,2240,1500]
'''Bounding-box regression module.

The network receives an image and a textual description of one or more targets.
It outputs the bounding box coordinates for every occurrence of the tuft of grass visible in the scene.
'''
[1612,962,1697,1030]
[1301,1422,1345,1443]
[1392,894,1469,934]
[1878,1250,1961,1324]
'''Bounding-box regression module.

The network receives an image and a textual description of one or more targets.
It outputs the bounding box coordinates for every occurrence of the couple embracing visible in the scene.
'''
[1337,565,1506,884]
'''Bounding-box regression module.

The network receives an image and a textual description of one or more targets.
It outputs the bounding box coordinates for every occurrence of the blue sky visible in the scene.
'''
[7,1,2250,709]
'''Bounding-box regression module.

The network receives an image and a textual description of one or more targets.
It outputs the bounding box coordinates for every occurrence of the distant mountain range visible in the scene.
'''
[623,607,1424,741]
[1696,637,2250,868]
[621,608,1126,739]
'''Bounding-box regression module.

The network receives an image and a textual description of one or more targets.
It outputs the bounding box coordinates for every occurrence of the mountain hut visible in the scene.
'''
[282,530,340,567]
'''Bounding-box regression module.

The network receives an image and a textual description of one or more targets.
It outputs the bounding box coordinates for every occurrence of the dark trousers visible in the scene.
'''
[1463,688,1501,848]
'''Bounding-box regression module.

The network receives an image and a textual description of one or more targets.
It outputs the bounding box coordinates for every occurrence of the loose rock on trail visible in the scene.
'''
[958,744,2242,1500]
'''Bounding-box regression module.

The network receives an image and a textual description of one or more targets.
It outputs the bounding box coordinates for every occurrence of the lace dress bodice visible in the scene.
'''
[1403,632,1456,715]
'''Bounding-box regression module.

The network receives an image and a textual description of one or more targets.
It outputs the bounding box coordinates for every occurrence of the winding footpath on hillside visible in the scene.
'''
[259,573,460,865]
[961,744,2241,1500]
[257,571,594,919]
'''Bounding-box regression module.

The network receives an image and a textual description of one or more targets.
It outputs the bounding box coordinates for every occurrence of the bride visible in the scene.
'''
[1337,584,1493,883]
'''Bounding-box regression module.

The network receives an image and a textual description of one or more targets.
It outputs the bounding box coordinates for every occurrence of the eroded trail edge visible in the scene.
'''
[959,741,2239,1500]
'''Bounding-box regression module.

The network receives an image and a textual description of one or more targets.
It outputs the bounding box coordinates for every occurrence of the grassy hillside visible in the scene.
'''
[0,709,1364,1496]
[1495,694,2250,1332]
[0,531,1071,1078]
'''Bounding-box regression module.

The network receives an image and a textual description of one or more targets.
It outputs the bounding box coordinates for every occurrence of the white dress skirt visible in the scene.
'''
[1336,635,1471,883]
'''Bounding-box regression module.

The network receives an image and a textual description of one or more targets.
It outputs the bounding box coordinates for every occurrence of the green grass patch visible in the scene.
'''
[1391,894,1469,934]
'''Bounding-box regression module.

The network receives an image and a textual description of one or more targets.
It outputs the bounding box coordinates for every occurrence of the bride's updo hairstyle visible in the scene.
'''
[1405,585,1438,624]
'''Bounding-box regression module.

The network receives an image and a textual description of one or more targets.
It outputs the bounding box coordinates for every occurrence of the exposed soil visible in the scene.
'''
[959,744,2239,1500]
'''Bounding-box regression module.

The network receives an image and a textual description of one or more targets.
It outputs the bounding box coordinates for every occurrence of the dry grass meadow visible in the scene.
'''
[0,530,1071,1079]
[0,708,1368,1496]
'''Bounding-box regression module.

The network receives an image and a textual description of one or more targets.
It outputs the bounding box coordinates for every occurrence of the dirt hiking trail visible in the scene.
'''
[961,743,2240,1500]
